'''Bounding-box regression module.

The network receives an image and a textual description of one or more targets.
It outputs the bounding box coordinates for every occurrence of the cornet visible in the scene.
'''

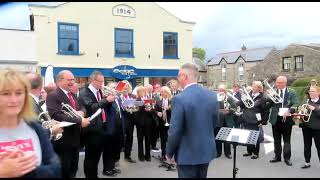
[239,85,255,109]
[61,102,83,119]
[295,99,313,123]
[263,78,283,104]
[38,111,62,141]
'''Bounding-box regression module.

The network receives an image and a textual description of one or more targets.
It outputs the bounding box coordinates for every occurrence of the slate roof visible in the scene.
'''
[207,47,275,65]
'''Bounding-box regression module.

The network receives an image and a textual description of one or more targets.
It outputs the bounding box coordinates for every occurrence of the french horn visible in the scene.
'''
[38,111,62,141]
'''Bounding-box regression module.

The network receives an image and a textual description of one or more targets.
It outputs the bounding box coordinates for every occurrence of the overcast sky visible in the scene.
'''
[1,2,320,60]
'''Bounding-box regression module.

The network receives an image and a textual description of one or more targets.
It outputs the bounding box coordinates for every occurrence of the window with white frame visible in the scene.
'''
[282,57,291,71]
[221,64,226,81]
[295,55,303,70]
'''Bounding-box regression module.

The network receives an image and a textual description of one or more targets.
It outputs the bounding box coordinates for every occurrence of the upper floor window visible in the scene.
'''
[239,70,244,81]
[282,57,291,71]
[163,32,178,59]
[295,55,304,70]
[115,28,134,58]
[221,63,226,69]
[221,66,226,81]
[58,23,79,55]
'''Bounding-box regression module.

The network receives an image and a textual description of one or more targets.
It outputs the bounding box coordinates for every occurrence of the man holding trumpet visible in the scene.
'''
[46,70,90,178]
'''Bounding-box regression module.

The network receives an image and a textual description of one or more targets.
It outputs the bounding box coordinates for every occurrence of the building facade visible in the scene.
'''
[206,46,276,89]
[247,43,320,84]
[192,53,207,87]
[0,28,37,72]
[29,2,195,87]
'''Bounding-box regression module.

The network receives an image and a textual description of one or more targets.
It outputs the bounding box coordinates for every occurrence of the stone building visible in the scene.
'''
[192,53,207,87]
[206,46,276,89]
[247,43,320,84]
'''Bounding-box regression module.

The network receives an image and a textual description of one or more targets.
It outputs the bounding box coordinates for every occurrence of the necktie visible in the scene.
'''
[280,90,284,99]
[97,91,106,123]
[68,92,77,110]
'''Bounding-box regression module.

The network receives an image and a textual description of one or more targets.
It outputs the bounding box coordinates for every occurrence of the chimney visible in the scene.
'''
[241,45,247,51]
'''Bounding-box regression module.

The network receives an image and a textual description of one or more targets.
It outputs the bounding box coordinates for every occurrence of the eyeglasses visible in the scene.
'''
[63,78,75,82]
[95,79,104,83]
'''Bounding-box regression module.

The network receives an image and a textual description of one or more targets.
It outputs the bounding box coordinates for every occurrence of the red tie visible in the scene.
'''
[97,91,106,123]
[125,94,129,99]
[68,92,77,110]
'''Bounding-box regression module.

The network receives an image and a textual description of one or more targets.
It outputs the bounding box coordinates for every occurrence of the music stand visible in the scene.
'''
[215,127,260,178]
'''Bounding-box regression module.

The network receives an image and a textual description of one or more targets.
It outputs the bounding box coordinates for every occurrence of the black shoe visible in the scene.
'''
[102,170,117,177]
[301,164,311,169]
[125,157,137,163]
[251,155,259,159]
[112,168,121,174]
[270,157,281,163]
[225,154,232,159]
[145,156,151,161]
[139,157,145,162]
[243,153,252,157]
[284,159,292,166]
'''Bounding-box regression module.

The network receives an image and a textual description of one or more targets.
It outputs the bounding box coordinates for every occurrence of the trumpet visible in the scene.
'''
[239,85,255,109]
[61,102,83,119]
[263,78,283,104]
[38,111,62,141]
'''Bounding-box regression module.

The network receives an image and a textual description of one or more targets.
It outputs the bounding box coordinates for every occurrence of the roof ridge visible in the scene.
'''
[217,46,274,55]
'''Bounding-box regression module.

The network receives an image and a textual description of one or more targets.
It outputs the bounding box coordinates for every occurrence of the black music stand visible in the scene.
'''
[215,127,260,178]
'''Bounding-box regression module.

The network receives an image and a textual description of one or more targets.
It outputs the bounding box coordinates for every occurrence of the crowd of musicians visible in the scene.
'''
[0,67,320,178]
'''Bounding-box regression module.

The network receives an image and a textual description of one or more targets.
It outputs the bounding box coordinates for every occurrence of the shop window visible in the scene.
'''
[58,22,79,55]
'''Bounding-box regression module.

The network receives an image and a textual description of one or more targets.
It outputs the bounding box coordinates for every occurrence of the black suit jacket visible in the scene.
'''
[154,98,171,126]
[31,96,43,116]
[46,87,85,148]
[78,87,112,138]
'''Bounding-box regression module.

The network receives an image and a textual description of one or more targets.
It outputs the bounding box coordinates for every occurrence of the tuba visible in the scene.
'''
[263,78,283,104]
[239,85,255,109]
[38,111,62,141]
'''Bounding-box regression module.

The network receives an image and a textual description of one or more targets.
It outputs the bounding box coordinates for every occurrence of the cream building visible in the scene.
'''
[29,2,195,87]
[0,28,37,72]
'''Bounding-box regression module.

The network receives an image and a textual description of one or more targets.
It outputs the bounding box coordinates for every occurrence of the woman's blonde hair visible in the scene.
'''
[0,68,35,121]
[161,86,172,100]
[252,81,263,92]
[136,85,146,98]
[122,80,132,94]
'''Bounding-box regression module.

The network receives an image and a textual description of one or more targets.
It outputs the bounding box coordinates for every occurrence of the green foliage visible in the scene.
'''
[291,76,320,87]
[289,86,308,105]
[193,47,206,62]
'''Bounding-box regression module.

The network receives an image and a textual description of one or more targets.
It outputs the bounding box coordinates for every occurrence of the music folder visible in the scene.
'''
[122,99,144,107]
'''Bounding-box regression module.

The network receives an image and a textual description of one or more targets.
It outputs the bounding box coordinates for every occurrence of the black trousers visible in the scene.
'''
[151,117,160,149]
[83,133,105,178]
[53,145,79,178]
[137,125,152,159]
[177,163,209,178]
[102,134,121,171]
[302,126,320,163]
[124,113,135,158]
[244,123,263,156]
[272,117,293,160]
[159,125,169,157]
[214,127,231,156]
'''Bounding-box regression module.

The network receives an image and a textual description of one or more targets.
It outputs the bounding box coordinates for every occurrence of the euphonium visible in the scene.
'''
[239,85,255,109]
[263,78,283,104]
[38,111,62,141]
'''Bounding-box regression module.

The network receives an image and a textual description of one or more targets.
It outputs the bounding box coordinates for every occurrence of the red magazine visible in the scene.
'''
[115,81,126,92]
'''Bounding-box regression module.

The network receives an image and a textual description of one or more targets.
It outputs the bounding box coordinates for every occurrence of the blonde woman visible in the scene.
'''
[154,86,172,159]
[239,81,268,159]
[134,86,153,161]
[0,68,61,178]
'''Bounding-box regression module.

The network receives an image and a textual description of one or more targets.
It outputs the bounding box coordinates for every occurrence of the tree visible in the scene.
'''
[192,47,206,62]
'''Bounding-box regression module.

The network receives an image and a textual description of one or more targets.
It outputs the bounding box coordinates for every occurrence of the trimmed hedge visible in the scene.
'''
[291,76,320,87]
[289,86,308,105]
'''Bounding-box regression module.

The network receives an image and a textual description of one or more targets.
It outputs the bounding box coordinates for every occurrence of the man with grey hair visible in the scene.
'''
[166,63,219,178]
[267,75,298,166]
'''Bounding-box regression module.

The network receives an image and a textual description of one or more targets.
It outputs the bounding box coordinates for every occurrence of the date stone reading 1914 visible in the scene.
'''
[112,4,136,18]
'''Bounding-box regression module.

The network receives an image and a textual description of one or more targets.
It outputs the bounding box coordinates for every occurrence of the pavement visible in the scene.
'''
[76,124,319,178]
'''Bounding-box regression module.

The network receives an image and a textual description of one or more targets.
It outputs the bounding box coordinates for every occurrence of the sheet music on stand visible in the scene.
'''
[215,127,260,178]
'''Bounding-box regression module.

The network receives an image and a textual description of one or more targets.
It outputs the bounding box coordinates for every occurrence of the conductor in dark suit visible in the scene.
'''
[166,63,219,178]
[78,71,115,178]
[46,70,91,178]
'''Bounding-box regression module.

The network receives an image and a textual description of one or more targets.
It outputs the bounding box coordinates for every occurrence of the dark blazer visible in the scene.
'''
[166,84,218,165]
[154,98,172,126]
[234,91,241,101]
[238,92,269,126]
[268,87,299,126]
[134,97,154,128]
[23,120,61,178]
[31,96,43,116]
[104,97,125,136]
[301,99,320,130]
[78,87,113,138]
[46,87,85,148]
